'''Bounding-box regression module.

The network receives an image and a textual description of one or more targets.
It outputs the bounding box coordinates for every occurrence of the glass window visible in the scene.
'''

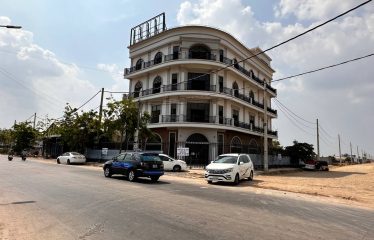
[214,156,238,164]
[116,154,126,161]
[124,154,133,161]
[140,154,162,162]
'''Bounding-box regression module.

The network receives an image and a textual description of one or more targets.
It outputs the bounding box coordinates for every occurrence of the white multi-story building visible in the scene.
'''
[124,25,277,165]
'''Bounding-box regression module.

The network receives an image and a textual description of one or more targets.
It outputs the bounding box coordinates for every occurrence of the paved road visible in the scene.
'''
[0,155,373,240]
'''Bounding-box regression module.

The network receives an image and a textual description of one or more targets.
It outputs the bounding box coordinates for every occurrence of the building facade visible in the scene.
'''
[124,26,277,165]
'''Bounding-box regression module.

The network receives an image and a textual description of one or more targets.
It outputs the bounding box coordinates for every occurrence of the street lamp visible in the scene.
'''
[0,25,22,29]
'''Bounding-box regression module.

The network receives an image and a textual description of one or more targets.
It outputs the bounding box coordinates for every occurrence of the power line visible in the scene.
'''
[274,98,315,125]
[274,101,315,136]
[319,124,335,140]
[71,90,101,113]
[158,0,372,85]
[272,53,374,83]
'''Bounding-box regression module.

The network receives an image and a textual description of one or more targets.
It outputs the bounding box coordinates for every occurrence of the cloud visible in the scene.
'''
[176,0,374,155]
[274,0,360,20]
[0,16,97,128]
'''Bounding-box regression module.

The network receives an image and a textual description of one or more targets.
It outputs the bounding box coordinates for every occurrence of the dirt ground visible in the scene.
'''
[253,164,374,208]
[169,163,374,208]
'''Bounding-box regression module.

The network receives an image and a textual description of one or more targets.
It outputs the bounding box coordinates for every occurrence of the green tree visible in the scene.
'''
[57,104,100,153]
[270,140,284,154]
[284,140,316,166]
[103,98,152,152]
[12,122,37,153]
[0,128,14,153]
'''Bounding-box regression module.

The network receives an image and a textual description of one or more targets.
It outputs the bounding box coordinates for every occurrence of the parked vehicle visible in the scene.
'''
[57,152,86,165]
[103,152,164,182]
[303,160,329,171]
[205,153,254,185]
[158,154,187,172]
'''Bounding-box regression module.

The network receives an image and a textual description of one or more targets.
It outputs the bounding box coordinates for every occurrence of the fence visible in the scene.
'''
[85,144,292,169]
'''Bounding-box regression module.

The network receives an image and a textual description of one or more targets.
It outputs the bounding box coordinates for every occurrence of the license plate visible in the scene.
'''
[211,177,219,181]
[153,164,157,168]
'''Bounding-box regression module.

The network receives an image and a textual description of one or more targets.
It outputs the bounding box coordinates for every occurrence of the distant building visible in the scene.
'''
[124,25,277,165]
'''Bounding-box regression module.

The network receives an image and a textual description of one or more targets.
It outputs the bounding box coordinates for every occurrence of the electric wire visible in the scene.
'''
[273,101,315,136]
[153,0,372,84]
[272,53,374,83]
[274,98,315,125]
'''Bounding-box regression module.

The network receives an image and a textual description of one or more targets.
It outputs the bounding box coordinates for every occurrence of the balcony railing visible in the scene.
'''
[154,115,277,137]
[267,107,277,115]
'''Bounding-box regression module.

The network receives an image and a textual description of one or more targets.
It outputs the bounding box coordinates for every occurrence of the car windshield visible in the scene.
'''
[214,156,238,164]
[140,154,162,162]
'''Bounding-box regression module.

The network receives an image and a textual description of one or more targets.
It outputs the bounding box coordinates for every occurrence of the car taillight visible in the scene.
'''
[140,162,145,167]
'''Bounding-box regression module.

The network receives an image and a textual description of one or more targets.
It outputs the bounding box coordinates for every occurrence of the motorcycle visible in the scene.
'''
[21,154,26,161]
[8,155,13,161]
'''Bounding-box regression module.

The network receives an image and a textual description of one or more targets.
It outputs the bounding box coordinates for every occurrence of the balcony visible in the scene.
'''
[267,107,277,115]
[155,115,277,137]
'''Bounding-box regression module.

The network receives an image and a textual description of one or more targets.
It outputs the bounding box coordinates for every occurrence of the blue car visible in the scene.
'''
[103,152,164,182]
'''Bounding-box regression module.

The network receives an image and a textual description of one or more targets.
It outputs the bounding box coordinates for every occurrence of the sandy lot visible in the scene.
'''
[168,163,374,208]
[253,164,374,208]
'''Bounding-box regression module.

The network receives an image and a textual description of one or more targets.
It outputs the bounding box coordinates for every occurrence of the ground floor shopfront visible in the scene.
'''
[149,127,273,166]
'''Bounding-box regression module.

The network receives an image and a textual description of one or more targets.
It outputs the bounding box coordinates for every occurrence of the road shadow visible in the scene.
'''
[0,200,36,206]
[111,176,171,185]
[271,170,366,179]
[208,179,264,188]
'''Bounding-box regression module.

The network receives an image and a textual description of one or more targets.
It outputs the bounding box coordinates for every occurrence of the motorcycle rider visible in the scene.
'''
[8,149,14,161]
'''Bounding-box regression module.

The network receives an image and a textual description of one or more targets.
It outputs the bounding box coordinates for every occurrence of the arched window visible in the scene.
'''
[233,59,239,69]
[249,139,260,154]
[230,136,242,153]
[154,52,163,65]
[232,82,239,97]
[134,81,142,98]
[145,133,162,151]
[189,44,211,60]
[135,59,143,70]
[152,76,162,94]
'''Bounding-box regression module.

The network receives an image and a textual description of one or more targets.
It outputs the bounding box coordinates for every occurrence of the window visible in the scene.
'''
[160,155,170,161]
[172,73,178,90]
[218,76,223,92]
[151,105,161,123]
[219,106,223,124]
[134,81,142,98]
[170,104,177,122]
[189,44,211,60]
[249,114,255,126]
[233,58,239,69]
[232,82,239,97]
[249,90,254,99]
[173,46,179,60]
[154,52,163,64]
[187,72,210,91]
[117,154,126,161]
[135,59,143,70]
[124,154,133,162]
[169,132,176,158]
[153,76,162,94]
[232,109,239,127]
[240,155,249,163]
[219,49,224,62]
[218,134,224,155]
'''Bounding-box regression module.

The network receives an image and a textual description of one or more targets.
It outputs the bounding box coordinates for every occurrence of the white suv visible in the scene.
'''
[205,154,254,185]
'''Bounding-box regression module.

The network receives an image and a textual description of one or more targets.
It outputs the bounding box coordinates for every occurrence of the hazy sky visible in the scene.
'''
[1,0,373,157]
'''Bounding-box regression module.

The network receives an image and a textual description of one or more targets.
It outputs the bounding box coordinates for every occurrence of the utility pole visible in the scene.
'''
[338,134,342,164]
[33,112,36,129]
[350,142,353,163]
[263,82,268,172]
[98,88,104,126]
[97,88,105,144]
[133,98,141,152]
[316,119,320,161]
[357,145,360,163]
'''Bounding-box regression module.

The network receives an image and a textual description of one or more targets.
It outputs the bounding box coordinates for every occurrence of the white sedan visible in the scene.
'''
[57,152,86,165]
[159,154,187,172]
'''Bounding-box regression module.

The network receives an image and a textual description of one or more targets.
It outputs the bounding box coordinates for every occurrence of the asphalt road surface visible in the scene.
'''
[0,155,373,240]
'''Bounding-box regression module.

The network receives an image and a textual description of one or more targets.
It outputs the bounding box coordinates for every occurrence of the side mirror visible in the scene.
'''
[239,161,244,165]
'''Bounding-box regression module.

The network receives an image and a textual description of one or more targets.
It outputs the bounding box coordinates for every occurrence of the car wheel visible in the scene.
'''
[150,176,160,182]
[173,165,182,172]
[248,171,253,181]
[128,170,136,182]
[57,158,60,164]
[233,174,239,185]
[104,167,112,178]
[67,159,71,165]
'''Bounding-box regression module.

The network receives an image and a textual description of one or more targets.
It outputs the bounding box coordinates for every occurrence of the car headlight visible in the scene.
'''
[223,168,233,173]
